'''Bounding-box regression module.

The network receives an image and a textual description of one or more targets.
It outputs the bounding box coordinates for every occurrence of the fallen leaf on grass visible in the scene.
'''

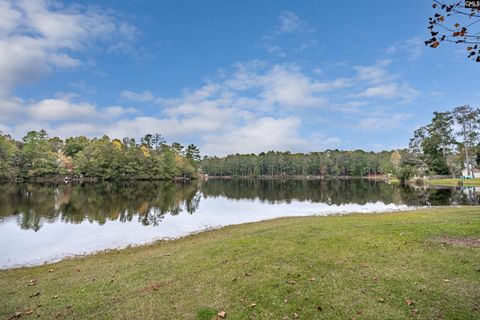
[372,276,379,282]
[405,299,414,305]
[308,277,316,282]
[217,310,226,318]
[28,280,37,286]
[377,298,385,303]
[293,312,299,319]
[48,269,53,273]
[25,309,33,315]
[250,303,256,307]
[411,308,418,315]
[245,272,252,277]
[53,295,59,299]
[443,279,450,283]
[9,312,22,319]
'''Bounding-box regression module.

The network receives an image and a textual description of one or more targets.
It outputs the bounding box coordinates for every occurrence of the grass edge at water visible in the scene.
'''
[0,207,479,319]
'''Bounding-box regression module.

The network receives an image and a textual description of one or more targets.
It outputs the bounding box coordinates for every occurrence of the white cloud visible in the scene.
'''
[355,83,419,102]
[224,63,345,109]
[202,117,307,155]
[0,96,137,138]
[351,60,418,102]
[261,11,316,57]
[356,113,411,131]
[26,99,98,121]
[353,60,397,85]
[258,65,329,107]
[278,11,304,33]
[356,83,399,98]
[0,1,22,35]
[334,101,369,113]
[386,36,424,61]
[0,0,138,96]
[120,90,156,103]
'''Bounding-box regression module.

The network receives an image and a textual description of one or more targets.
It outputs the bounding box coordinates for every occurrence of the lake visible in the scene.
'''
[0,179,477,268]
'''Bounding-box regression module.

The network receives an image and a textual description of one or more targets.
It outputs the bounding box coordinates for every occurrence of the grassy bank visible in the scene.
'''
[1,208,479,319]
[428,178,480,187]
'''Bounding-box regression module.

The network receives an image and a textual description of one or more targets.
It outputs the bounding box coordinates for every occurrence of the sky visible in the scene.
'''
[0,0,478,156]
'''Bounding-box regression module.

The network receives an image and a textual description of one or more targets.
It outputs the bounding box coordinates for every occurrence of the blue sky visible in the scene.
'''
[0,0,478,155]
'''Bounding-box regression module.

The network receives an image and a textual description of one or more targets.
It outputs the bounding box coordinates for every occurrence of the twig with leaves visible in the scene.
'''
[426,0,480,61]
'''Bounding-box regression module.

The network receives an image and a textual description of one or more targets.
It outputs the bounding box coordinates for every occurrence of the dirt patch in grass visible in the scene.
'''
[437,236,480,248]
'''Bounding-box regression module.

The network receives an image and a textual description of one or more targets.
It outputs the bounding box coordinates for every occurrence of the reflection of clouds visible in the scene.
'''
[0,180,477,269]
[0,197,409,269]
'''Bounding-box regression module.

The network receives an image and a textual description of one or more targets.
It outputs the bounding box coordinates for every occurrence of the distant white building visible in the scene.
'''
[462,163,480,178]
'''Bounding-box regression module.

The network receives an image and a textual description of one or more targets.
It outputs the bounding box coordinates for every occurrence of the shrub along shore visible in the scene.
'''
[1,207,479,319]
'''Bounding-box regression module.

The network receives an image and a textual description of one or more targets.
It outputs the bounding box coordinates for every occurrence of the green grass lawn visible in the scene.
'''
[1,208,479,319]
[428,178,480,187]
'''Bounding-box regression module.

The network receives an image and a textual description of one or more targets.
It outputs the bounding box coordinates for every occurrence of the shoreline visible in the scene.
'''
[0,205,467,271]
[205,175,388,179]
[1,206,479,319]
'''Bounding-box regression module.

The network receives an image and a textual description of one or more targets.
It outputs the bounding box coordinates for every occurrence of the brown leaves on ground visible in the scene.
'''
[405,299,414,305]
[8,312,23,320]
[217,310,226,318]
[438,236,480,248]
[140,280,173,293]
[53,305,75,319]
[27,279,37,286]
[8,309,34,320]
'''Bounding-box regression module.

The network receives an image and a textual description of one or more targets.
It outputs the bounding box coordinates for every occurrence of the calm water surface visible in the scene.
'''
[0,179,478,268]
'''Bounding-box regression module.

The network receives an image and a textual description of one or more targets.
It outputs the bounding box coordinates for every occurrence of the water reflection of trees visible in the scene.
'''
[0,179,475,231]
[200,179,475,206]
[0,182,201,231]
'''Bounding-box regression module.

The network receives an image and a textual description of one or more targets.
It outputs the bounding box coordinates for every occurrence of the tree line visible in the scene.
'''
[0,130,201,180]
[202,105,480,182]
[201,149,403,178]
[2,105,478,182]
